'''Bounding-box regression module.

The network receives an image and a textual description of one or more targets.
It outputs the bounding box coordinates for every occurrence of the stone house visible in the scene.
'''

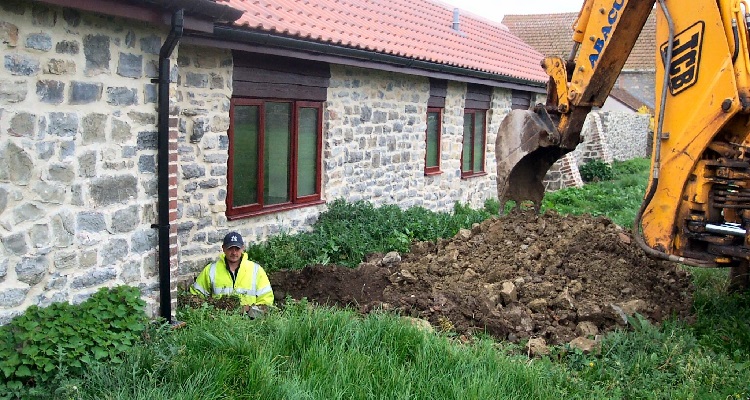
[0,0,549,323]
[503,11,655,190]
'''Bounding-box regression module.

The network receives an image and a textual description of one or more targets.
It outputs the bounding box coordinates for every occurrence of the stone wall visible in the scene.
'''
[545,110,650,192]
[175,65,512,281]
[0,2,169,323]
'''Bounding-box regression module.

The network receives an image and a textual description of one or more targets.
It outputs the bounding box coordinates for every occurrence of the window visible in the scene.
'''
[461,109,486,177]
[425,107,442,175]
[227,98,323,218]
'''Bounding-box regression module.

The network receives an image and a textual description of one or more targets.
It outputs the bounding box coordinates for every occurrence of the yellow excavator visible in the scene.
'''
[496,0,750,290]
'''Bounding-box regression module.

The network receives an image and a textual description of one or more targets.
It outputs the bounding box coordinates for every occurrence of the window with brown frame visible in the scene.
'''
[227,98,323,218]
[461,109,486,177]
[425,107,442,175]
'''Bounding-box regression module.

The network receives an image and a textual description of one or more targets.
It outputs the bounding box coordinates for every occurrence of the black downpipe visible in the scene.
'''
[155,9,184,323]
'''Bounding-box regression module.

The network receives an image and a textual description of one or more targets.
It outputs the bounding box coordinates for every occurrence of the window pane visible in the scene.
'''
[426,112,439,168]
[473,111,485,171]
[264,103,291,205]
[462,114,473,172]
[297,107,319,197]
[232,105,259,206]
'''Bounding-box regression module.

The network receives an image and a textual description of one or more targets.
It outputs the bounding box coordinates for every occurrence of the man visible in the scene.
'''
[190,231,274,314]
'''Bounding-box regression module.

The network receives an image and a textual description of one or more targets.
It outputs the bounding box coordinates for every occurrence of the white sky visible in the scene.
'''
[441,0,585,24]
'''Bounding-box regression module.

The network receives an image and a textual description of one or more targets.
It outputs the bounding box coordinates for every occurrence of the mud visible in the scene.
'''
[269,210,694,345]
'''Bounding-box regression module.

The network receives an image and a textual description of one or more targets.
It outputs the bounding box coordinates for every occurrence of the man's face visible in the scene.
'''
[223,245,244,263]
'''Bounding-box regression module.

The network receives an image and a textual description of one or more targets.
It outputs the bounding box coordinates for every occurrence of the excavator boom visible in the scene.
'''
[497,0,750,289]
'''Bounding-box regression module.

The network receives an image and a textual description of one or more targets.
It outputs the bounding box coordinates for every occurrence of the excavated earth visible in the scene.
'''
[269,210,695,346]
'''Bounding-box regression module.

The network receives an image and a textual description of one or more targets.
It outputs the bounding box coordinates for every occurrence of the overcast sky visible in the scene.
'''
[441,0,585,24]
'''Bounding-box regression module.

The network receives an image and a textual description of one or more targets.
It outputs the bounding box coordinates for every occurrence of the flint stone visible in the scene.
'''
[0,187,6,216]
[106,86,137,106]
[55,40,79,54]
[111,205,139,233]
[4,53,40,76]
[140,35,161,55]
[0,287,29,308]
[0,258,6,280]
[9,112,35,137]
[0,21,19,47]
[25,33,51,51]
[29,224,50,248]
[120,261,141,284]
[70,81,102,104]
[102,238,128,263]
[47,162,74,182]
[0,80,27,103]
[34,181,64,204]
[71,267,117,289]
[117,53,142,78]
[13,203,44,224]
[83,34,110,74]
[131,229,156,253]
[2,232,27,255]
[16,255,49,285]
[54,250,77,270]
[82,113,107,144]
[51,213,74,248]
[112,119,132,141]
[77,211,106,232]
[48,112,78,137]
[90,175,137,206]
[1,142,33,184]
[79,151,96,178]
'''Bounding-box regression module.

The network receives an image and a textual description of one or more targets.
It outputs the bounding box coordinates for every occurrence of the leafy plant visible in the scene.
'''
[0,286,148,398]
[579,159,614,182]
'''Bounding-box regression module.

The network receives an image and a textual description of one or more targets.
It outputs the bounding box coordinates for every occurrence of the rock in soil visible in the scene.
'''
[269,210,694,346]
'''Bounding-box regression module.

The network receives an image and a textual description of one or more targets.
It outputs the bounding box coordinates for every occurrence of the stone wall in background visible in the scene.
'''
[0,2,168,323]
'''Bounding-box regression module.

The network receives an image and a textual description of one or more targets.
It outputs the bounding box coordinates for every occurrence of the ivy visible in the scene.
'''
[0,286,148,399]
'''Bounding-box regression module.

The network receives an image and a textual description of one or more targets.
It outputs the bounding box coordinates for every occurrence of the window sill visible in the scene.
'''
[461,171,487,179]
[227,199,326,220]
[424,170,443,177]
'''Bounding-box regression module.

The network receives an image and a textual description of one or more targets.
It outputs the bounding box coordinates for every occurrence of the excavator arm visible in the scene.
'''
[497,0,750,289]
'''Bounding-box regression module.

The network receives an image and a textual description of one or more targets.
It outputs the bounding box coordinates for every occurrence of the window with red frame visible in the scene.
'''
[425,107,442,175]
[228,98,323,218]
[461,109,486,177]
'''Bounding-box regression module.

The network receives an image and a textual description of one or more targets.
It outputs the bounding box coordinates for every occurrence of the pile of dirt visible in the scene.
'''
[270,210,694,346]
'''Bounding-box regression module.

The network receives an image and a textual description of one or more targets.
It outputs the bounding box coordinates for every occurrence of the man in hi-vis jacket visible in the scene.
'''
[190,232,274,315]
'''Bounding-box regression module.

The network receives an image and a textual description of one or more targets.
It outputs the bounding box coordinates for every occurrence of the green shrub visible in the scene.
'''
[246,199,496,271]
[579,159,613,182]
[0,286,148,398]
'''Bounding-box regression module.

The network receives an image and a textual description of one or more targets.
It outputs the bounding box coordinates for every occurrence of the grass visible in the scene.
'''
[29,158,750,399]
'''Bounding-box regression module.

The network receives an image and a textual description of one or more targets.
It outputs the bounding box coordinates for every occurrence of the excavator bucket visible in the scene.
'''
[495,105,568,207]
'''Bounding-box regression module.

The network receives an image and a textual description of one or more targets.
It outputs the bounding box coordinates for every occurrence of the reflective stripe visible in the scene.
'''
[256,285,272,296]
[192,281,209,296]
[214,287,234,295]
[209,263,217,294]
[235,288,256,296]
[251,262,259,295]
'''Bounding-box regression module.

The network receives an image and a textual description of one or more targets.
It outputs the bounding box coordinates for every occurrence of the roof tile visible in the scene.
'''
[502,11,656,71]
[218,0,547,82]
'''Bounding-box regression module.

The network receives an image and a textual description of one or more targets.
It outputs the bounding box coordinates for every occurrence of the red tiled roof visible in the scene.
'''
[217,0,548,83]
[502,11,656,71]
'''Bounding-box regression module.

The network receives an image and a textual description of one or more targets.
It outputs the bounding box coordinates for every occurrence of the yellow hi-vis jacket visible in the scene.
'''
[189,253,274,306]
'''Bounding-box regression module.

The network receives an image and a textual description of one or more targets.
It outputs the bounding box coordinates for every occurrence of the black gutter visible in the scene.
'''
[211,26,546,89]
[154,9,184,324]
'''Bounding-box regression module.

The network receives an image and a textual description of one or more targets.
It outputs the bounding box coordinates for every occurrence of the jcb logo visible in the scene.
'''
[661,21,704,95]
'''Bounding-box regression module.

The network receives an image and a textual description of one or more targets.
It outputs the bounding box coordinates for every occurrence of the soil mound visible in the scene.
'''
[270,210,694,345]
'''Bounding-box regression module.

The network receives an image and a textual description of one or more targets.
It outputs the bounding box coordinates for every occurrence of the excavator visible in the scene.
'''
[496,0,750,290]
